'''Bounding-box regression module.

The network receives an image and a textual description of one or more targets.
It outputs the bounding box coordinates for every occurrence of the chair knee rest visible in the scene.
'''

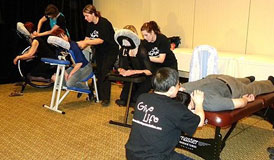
[67,87,91,94]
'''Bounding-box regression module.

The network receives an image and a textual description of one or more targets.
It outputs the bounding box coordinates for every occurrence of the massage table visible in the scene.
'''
[177,92,274,160]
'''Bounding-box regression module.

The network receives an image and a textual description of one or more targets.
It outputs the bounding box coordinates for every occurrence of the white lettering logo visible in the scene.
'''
[148,47,160,57]
[132,102,162,130]
[90,30,99,39]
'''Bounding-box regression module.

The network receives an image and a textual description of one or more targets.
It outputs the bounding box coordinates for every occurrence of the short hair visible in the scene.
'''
[51,28,66,37]
[152,67,179,92]
[24,22,35,33]
[175,91,191,106]
[45,4,59,17]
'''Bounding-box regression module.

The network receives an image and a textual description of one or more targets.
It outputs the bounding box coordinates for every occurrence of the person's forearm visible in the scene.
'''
[85,38,104,46]
[232,97,248,109]
[194,104,205,127]
[149,56,164,63]
[69,63,82,77]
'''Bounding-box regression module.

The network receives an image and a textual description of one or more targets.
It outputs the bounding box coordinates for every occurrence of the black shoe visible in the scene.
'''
[86,92,94,101]
[267,147,274,155]
[115,99,126,106]
[77,93,82,98]
[245,76,255,82]
[101,100,110,107]
[268,76,274,85]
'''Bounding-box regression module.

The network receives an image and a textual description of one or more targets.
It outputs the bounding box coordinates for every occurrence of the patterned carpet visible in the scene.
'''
[0,83,273,160]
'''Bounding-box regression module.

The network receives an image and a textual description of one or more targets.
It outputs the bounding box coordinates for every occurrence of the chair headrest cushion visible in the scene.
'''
[114,29,140,49]
[17,22,31,37]
[47,36,70,50]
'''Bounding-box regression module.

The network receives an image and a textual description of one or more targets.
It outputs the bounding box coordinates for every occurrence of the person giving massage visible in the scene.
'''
[181,74,274,111]
[51,28,94,100]
[125,67,204,160]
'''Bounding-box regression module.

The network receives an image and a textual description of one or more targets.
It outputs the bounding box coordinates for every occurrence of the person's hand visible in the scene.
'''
[77,41,87,49]
[64,72,69,81]
[191,90,204,106]
[242,94,255,102]
[13,56,19,65]
[179,85,185,92]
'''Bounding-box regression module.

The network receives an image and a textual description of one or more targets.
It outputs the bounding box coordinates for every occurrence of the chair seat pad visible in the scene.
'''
[41,58,70,65]
[107,72,146,83]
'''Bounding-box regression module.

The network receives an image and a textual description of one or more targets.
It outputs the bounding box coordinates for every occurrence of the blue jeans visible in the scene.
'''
[65,63,93,90]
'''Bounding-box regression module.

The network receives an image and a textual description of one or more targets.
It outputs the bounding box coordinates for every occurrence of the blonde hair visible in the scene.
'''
[123,25,138,35]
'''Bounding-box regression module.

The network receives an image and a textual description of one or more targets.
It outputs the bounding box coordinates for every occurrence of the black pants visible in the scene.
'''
[95,53,117,101]
[120,77,152,103]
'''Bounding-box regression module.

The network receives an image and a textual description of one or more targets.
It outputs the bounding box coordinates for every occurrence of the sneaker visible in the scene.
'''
[267,147,274,155]
[77,93,82,98]
[101,100,110,107]
[268,76,274,85]
[86,92,94,101]
[115,99,126,106]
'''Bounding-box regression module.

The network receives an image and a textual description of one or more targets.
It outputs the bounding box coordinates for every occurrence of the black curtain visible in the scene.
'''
[0,0,92,84]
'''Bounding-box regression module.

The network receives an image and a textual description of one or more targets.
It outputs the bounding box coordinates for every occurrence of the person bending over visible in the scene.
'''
[125,67,205,160]
[51,28,94,100]
[34,4,70,38]
[141,21,178,70]
[77,4,119,106]
[13,22,57,79]
[181,74,274,111]
[115,25,156,107]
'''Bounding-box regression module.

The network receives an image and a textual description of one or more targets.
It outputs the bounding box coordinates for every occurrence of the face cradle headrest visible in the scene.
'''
[47,36,70,50]
[114,29,140,49]
[17,22,31,37]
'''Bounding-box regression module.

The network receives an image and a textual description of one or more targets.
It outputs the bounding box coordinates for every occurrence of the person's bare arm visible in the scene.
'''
[34,25,60,37]
[191,90,205,127]
[37,16,47,33]
[13,39,38,64]
[67,63,82,81]
[77,38,104,49]
[232,94,255,109]
[149,54,166,63]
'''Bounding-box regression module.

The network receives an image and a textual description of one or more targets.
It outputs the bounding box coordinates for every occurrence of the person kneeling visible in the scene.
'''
[125,67,205,160]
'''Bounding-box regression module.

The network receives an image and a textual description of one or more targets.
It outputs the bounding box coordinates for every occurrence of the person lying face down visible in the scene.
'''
[125,67,204,160]
[180,74,274,112]
[50,28,93,92]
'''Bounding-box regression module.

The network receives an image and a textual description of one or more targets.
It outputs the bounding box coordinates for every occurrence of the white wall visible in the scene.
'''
[94,0,274,57]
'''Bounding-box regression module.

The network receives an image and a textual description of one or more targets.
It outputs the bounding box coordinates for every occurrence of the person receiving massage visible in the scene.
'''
[13,22,57,79]
[181,74,274,111]
[77,4,119,106]
[114,25,156,107]
[34,4,70,38]
[125,67,204,160]
[51,28,94,100]
[141,21,178,70]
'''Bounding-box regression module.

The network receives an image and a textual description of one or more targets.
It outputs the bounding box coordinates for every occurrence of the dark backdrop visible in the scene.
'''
[0,0,92,84]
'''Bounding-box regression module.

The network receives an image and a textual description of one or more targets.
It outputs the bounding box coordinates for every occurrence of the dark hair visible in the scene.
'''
[24,22,36,33]
[152,67,179,92]
[141,21,161,34]
[83,4,101,17]
[175,91,191,106]
[45,4,59,17]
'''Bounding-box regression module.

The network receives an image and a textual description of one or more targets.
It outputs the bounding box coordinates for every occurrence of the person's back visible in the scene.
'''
[125,67,204,160]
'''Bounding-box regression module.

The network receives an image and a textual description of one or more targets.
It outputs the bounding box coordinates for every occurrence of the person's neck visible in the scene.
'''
[154,91,170,97]
[94,16,99,24]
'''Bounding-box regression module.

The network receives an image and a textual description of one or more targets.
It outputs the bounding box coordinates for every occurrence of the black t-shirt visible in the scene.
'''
[85,17,118,58]
[34,37,56,59]
[125,93,200,160]
[142,34,178,70]
[119,44,156,74]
